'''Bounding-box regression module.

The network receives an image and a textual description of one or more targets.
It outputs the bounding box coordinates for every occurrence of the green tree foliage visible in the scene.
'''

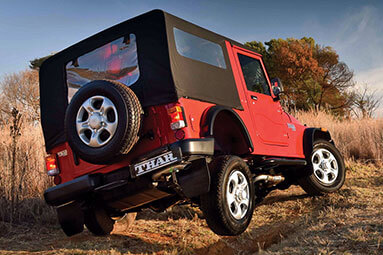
[245,38,354,114]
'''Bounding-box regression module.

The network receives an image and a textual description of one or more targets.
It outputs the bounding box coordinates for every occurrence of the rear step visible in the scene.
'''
[257,158,307,170]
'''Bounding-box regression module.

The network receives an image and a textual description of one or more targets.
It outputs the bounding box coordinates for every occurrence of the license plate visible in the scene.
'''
[132,151,180,177]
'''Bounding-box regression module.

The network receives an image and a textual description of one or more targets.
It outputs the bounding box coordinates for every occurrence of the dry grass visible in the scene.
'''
[295,110,383,163]
[0,111,382,254]
[0,121,55,225]
[0,161,382,254]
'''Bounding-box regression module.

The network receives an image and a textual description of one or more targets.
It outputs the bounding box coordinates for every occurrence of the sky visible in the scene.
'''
[1,0,382,98]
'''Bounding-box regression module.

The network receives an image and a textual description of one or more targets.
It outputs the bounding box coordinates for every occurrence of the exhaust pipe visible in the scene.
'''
[254,174,285,187]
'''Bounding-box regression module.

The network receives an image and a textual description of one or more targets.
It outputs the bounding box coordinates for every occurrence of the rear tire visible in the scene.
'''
[200,155,254,236]
[56,201,84,237]
[299,139,345,195]
[84,207,115,236]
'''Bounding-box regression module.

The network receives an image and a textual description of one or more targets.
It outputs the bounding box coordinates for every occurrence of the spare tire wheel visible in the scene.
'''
[65,80,143,164]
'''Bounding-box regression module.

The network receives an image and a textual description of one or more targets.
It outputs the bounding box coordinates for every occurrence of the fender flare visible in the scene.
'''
[200,106,254,152]
[303,127,333,160]
[301,128,333,177]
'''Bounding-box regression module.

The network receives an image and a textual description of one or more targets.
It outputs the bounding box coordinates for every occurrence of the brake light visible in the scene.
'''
[45,155,60,176]
[167,105,186,130]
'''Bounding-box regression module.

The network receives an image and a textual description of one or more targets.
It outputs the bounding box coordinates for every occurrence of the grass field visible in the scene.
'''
[0,161,382,255]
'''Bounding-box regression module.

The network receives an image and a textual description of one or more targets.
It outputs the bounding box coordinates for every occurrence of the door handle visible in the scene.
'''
[251,95,258,101]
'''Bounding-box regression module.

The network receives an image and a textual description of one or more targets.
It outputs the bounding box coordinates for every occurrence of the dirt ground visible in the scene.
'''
[0,161,382,255]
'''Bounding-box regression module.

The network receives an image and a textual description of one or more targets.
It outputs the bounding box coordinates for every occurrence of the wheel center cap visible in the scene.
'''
[89,113,102,129]
[320,161,328,170]
[235,188,245,201]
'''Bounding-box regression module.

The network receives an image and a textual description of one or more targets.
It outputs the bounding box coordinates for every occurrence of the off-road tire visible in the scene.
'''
[298,139,345,195]
[200,155,255,236]
[56,201,84,237]
[84,207,115,236]
[65,80,143,164]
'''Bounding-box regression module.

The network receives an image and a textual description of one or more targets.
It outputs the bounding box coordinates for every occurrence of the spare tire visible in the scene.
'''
[65,80,143,164]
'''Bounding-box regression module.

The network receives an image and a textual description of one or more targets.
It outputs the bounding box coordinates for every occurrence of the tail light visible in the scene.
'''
[167,105,186,130]
[45,155,60,176]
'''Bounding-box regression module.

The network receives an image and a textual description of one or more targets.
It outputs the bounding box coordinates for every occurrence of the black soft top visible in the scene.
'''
[40,9,252,151]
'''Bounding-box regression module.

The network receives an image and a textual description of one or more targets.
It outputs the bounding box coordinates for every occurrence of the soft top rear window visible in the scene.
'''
[66,33,139,101]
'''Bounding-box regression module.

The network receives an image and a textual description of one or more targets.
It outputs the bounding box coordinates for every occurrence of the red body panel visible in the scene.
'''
[225,41,306,158]
[50,104,175,183]
[50,42,306,184]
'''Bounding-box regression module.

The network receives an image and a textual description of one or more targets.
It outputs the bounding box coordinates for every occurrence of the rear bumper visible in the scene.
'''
[44,138,214,206]
[44,175,102,206]
[174,138,214,156]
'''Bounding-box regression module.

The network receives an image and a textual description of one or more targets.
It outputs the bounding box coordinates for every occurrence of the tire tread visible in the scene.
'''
[84,207,115,236]
[298,139,345,196]
[103,80,143,155]
[200,155,254,236]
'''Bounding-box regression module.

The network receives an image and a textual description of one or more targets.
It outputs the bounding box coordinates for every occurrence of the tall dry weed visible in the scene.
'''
[0,112,55,226]
[295,110,383,163]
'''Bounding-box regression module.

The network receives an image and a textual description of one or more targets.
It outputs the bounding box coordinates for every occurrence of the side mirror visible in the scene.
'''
[270,78,283,100]
[273,86,282,97]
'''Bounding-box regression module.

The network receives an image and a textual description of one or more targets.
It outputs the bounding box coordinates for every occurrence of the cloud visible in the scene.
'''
[332,6,383,72]
[303,5,383,73]
[354,66,383,117]
[354,66,383,102]
[355,66,383,89]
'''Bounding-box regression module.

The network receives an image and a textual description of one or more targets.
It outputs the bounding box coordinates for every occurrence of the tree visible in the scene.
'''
[0,54,54,123]
[245,37,354,114]
[352,85,382,118]
[314,46,354,112]
[0,70,40,122]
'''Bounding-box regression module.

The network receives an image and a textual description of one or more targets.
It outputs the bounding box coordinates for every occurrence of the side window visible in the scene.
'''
[237,53,270,95]
[173,27,226,69]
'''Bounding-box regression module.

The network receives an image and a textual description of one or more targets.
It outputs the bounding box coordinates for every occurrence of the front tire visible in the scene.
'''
[299,139,345,195]
[200,156,255,236]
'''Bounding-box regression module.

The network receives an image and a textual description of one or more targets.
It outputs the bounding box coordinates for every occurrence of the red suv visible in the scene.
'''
[41,10,345,236]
